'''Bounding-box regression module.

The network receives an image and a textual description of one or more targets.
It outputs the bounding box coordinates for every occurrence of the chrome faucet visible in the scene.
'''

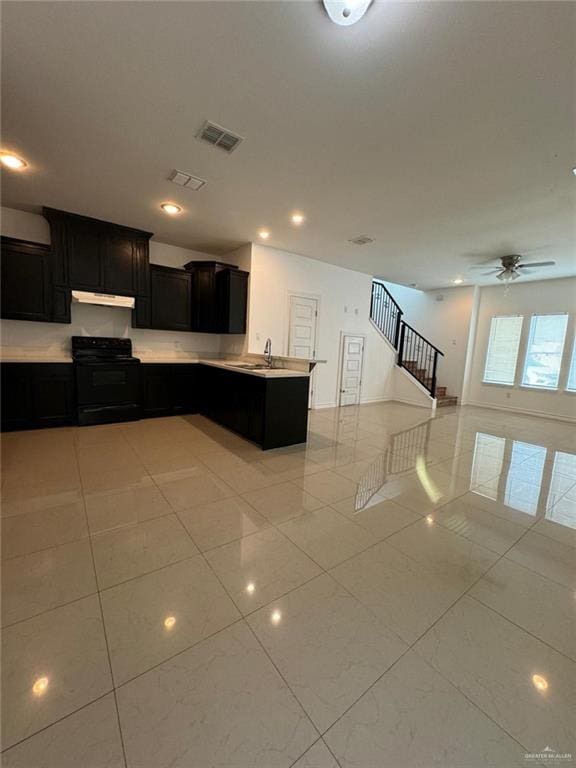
[264,338,273,368]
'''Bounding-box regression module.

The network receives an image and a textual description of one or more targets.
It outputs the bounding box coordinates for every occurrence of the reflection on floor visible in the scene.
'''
[2,402,575,767]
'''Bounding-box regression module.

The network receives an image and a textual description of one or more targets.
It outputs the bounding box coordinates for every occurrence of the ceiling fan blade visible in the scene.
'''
[481,270,500,276]
[469,264,500,270]
[517,261,556,268]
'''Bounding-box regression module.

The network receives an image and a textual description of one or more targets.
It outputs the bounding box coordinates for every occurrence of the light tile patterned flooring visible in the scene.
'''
[1,403,575,767]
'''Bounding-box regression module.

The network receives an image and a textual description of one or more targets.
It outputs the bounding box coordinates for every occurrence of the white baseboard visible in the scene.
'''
[465,400,576,423]
[312,397,391,410]
[389,397,434,409]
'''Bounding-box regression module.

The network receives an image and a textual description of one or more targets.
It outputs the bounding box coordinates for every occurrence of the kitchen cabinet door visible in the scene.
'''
[1,364,76,431]
[66,216,105,290]
[186,261,249,334]
[172,365,200,414]
[33,365,76,427]
[1,364,35,431]
[150,266,192,331]
[217,268,249,334]
[1,237,52,322]
[43,207,152,298]
[141,365,173,417]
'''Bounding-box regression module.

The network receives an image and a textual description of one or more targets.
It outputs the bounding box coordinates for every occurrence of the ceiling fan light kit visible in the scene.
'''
[469,254,556,283]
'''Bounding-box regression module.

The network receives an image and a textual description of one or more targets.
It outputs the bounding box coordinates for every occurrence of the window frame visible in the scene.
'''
[519,313,569,392]
[482,315,524,387]
[565,336,576,393]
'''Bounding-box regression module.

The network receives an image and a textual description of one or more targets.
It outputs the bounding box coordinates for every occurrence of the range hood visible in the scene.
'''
[71,290,135,309]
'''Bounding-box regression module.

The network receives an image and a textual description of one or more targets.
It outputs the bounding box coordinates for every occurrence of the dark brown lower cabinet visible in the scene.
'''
[1,362,308,449]
[141,364,200,417]
[1,364,76,431]
[200,365,309,449]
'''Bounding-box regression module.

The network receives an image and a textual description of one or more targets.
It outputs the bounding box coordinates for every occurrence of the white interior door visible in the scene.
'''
[339,334,365,406]
[288,296,318,359]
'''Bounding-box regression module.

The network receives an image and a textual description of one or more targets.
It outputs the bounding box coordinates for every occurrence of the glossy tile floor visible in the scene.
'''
[1,403,575,767]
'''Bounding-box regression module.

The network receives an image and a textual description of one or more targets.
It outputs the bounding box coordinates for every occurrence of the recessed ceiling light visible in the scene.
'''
[0,152,27,170]
[572,167,576,176]
[258,230,270,240]
[160,203,182,215]
[452,278,464,285]
[323,0,373,26]
[291,213,305,226]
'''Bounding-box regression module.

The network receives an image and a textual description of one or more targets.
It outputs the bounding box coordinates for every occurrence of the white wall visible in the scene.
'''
[0,206,221,358]
[384,281,475,399]
[466,277,576,421]
[247,245,395,408]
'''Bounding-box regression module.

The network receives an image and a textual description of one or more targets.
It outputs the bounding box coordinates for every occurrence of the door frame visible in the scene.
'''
[337,331,366,407]
[286,292,320,409]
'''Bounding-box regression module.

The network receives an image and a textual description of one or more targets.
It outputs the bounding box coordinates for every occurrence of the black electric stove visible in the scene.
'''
[72,337,141,426]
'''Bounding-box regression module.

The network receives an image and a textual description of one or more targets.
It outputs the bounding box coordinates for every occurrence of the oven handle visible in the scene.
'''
[74,361,141,366]
[81,404,140,414]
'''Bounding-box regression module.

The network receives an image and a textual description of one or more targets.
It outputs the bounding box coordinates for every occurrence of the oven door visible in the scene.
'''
[75,361,141,425]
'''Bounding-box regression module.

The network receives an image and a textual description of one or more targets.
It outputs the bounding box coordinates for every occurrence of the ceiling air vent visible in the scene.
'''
[349,235,375,246]
[168,169,206,191]
[197,121,244,154]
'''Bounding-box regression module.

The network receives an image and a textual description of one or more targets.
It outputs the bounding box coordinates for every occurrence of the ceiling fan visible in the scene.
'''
[469,254,556,282]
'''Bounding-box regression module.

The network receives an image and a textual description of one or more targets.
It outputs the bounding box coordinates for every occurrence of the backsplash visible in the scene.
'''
[0,302,222,359]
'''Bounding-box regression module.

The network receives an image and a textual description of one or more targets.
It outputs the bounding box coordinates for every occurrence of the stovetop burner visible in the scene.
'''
[72,336,139,363]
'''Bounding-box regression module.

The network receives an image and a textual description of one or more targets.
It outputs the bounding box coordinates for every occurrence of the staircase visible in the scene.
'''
[370,280,458,407]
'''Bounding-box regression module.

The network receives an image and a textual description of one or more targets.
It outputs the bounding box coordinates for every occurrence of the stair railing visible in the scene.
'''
[397,322,444,398]
[370,280,403,349]
[370,280,445,399]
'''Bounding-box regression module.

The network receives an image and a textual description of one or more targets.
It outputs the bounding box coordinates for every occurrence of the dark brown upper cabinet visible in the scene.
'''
[185,260,248,334]
[149,265,192,331]
[43,208,152,297]
[219,267,249,334]
[1,237,52,322]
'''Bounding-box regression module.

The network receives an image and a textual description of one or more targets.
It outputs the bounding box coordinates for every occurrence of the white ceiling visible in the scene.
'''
[2,1,575,289]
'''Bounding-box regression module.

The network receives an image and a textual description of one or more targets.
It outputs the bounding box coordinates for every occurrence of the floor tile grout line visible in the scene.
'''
[3,413,574,764]
[74,446,130,768]
[128,468,330,753]
[2,530,92,563]
[286,736,327,768]
[0,690,114,756]
[466,592,576,665]
[1,588,101,631]
[242,617,324,739]
[316,521,545,757]
[494,546,576,591]
[111,615,246,691]
[400,519,554,755]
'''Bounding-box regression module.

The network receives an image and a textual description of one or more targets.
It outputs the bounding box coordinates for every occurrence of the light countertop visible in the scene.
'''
[0,353,310,378]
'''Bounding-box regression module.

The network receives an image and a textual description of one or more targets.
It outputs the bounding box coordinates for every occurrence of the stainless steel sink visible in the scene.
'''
[223,362,287,370]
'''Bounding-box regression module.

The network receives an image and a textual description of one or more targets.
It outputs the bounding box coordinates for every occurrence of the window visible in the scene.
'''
[470,433,506,499]
[566,339,576,392]
[521,314,568,390]
[547,450,576,512]
[483,316,523,385]
[505,441,546,515]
